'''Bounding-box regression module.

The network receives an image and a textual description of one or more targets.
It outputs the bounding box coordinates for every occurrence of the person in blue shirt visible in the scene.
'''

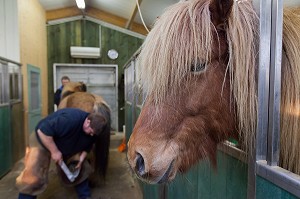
[54,76,70,106]
[16,108,107,199]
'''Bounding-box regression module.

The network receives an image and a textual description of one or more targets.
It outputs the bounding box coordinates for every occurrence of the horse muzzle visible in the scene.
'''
[128,151,177,184]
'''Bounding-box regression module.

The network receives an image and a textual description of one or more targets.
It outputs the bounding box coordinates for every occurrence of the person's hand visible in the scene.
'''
[75,151,87,169]
[75,161,83,169]
[51,151,63,165]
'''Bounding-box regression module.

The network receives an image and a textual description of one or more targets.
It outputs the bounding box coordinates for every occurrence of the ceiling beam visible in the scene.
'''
[125,0,143,30]
[46,6,82,20]
[45,6,148,35]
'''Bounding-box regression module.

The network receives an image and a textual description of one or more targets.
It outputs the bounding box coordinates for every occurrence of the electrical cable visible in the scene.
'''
[135,0,150,33]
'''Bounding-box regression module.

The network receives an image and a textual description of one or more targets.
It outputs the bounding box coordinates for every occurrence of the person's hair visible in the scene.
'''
[61,76,70,82]
[87,113,107,136]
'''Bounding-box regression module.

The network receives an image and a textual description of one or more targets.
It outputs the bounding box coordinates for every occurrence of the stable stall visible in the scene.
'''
[124,0,300,198]
[0,57,24,178]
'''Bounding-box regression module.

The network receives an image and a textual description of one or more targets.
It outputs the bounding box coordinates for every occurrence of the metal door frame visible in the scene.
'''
[249,0,300,198]
[0,56,22,177]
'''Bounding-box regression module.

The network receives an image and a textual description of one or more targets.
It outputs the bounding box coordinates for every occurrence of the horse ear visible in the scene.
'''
[209,0,233,27]
[77,81,87,92]
[81,83,87,92]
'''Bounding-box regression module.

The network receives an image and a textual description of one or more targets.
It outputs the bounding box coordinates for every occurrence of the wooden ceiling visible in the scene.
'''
[40,0,180,36]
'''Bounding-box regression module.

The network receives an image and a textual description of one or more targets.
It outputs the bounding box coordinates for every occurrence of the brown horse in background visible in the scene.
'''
[59,82,111,184]
[127,0,300,184]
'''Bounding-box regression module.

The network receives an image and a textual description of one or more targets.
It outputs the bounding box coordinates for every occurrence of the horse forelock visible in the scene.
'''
[139,0,212,103]
[139,0,259,152]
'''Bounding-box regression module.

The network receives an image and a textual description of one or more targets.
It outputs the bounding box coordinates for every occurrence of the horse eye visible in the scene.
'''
[191,63,206,73]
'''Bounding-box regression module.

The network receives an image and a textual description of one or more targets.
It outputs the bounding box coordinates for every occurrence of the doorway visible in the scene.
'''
[27,64,41,134]
[54,63,118,131]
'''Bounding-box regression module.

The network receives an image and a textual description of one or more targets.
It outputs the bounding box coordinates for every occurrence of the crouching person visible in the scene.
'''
[16,108,107,199]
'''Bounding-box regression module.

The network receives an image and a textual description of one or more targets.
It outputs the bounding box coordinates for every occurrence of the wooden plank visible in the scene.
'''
[210,152,227,198]
[125,0,143,29]
[197,160,211,199]
[47,20,143,127]
[125,102,133,142]
[167,166,199,199]
[256,176,298,199]
[0,106,12,178]
[11,102,25,163]
[46,6,148,35]
[226,155,247,198]
[141,183,161,199]
[46,6,81,21]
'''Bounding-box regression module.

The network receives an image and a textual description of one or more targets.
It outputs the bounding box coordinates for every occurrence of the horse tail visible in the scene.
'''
[94,103,111,180]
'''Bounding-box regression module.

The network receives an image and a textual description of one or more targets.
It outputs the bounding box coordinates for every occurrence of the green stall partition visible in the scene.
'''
[11,102,25,163]
[167,165,199,199]
[0,106,12,178]
[140,183,164,199]
[131,148,248,199]
[166,150,248,199]
[47,20,143,131]
[125,102,134,143]
[256,176,298,199]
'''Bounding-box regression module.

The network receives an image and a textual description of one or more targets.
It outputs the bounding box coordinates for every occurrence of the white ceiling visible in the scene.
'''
[39,0,180,28]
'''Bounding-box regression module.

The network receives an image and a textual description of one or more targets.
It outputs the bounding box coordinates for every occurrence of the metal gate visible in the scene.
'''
[53,63,118,131]
[0,56,23,178]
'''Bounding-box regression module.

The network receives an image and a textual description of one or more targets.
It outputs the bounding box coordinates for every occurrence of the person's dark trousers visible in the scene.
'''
[75,179,91,199]
[18,193,37,199]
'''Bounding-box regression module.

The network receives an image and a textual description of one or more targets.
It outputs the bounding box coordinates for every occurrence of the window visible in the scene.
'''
[8,63,22,102]
[125,62,134,103]
[30,71,40,110]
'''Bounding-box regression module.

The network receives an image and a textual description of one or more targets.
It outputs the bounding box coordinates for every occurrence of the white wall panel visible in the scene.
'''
[253,0,300,15]
[0,0,20,62]
[0,0,7,57]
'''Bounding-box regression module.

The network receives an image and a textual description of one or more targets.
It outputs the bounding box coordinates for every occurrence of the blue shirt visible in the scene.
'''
[36,108,96,157]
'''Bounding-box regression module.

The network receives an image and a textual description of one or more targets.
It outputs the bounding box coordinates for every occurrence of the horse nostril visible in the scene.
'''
[135,153,146,176]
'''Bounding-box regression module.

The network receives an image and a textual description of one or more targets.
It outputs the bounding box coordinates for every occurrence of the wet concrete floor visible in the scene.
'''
[0,134,143,199]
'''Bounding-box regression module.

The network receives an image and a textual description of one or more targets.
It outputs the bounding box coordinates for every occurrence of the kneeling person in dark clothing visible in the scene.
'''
[16,108,107,199]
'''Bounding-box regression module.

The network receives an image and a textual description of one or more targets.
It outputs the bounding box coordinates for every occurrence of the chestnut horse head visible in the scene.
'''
[127,0,300,184]
[61,81,87,99]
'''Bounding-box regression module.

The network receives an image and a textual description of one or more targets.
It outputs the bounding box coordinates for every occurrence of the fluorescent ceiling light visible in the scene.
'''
[75,0,85,9]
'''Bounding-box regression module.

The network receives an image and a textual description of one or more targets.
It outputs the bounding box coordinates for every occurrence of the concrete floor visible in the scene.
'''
[0,134,143,199]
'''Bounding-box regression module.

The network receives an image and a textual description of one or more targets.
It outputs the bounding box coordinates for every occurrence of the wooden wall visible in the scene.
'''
[0,0,144,170]
[0,107,12,177]
[47,19,144,130]
[46,6,148,36]
[18,0,48,143]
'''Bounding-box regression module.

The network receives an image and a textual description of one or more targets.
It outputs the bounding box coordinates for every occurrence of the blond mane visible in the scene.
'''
[280,7,300,173]
[139,0,212,102]
[139,0,259,151]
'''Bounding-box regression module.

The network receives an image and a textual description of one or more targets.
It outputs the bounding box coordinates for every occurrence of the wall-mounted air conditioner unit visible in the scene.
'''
[70,46,101,59]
